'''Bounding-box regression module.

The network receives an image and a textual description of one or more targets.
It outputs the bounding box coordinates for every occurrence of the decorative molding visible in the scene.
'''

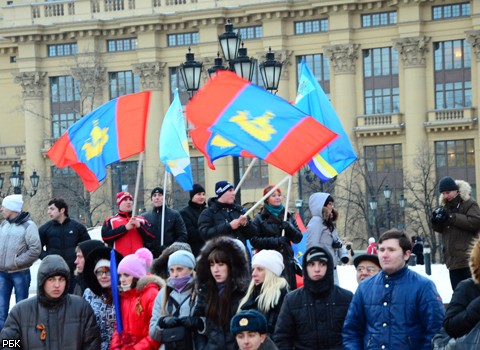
[466,30,480,61]
[132,61,166,91]
[71,66,106,96]
[13,71,46,99]
[393,36,430,67]
[323,44,359,74]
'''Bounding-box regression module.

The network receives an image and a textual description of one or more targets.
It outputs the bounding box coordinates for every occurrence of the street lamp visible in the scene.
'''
[6,161,40,197]
[207,53,227,77]
[369,196,378,238]
[178,47,203,98]
[259,47,283,93]
[383,185,392,230]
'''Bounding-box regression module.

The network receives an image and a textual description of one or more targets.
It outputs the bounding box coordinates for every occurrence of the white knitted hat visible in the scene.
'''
[1,195,23,212]
[252,249,284,277]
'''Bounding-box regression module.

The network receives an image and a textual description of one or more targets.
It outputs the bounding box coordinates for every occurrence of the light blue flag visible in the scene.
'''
[159,90,193,191]
[295,59,357,182]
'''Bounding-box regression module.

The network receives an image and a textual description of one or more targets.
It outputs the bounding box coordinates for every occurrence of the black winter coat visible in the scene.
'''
[251,207,303,289]
[141,206,187,257]
[180,200,206,256]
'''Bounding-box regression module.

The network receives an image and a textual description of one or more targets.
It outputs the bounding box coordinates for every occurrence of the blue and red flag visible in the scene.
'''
[186,71,337,175]
[47,91,151,192]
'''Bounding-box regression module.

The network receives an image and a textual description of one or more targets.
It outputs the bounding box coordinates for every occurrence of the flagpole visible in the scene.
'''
[161,170,168,246]
[234,158,257,194]
[131,152,144,216]
[244,175,290,217]
[282,175,293,237]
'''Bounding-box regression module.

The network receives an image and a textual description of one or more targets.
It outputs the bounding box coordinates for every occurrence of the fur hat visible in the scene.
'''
[215,180,234,198]
[1,194,23,212]
[190,184,205,200]
[231,310,268,335]
[84,246,123,296]
[151,187,164,198]
[118,248,153,279]
[168,250,196,270]
[353,254,381,269]
[252,249,284,277]
[116,191,133,206]
[150,242,193,279]
[438,176,459,193]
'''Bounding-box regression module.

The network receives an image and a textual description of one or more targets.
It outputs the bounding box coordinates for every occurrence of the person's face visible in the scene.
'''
[210,261,229,283]
[252,265,266,285]
[192,192,206,205]
[306,260,327,281]
[95,268,111,288]
[119,198,133,212]
[169,265,193,279]
[266,191,282,207]
[74,250,85,273]
[235,331,266,350]
[442,190,459,202]
[378,238,410,275]
[218,188,235,204]
[152,192,164,207]
[356,261,381,283]
[119,273,134,289]
[325,201,334,214]
[0,206,15,220]
[47,204,64,222]
[44,275,66,299]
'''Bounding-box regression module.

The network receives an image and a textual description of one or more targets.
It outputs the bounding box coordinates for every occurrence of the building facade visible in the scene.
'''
[0,0,477,246]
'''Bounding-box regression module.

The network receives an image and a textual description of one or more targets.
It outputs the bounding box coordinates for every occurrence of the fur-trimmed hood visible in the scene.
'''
[135,274,165,292]
[440,180,472,204]
[470,238,480,284]
[196,236,250,293]
[150,243,193,279]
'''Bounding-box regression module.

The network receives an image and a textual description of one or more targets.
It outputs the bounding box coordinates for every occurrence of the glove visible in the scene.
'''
[158,316,180,328]
[332,239,343,249]
[431,207,448,225]
[341,256,349,264]
[277,236,290,248]
[180,316,203,330]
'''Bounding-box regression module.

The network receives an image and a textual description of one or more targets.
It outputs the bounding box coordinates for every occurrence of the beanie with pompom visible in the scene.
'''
[117,248,153,279]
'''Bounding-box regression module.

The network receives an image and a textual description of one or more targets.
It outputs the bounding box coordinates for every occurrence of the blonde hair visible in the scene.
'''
[239,268,289,313]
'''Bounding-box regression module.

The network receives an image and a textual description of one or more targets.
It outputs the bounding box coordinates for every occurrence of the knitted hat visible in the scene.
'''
[368,237,375,244]
[215,180,234,198]
[1,194,23,212]
[252,249,284,277]
[116,191,133,206]
[151,187,164,198]
[190,184,205,200]
[231,310,268,335]
[94,259,110,272]
[117,248,153,279]
[305,247,329,264]
[263,185,281,197]
[438,176,459,193]
[168,250,196,269]
[353,254,381,269]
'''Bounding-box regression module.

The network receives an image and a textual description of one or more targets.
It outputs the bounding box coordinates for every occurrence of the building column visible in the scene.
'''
[70,65,106,113]
[133,61,166,199]
[393,36,430,168]
[13,71,47,188]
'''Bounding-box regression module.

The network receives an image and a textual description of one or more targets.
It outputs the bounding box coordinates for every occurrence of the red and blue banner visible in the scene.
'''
[186,71,337,175]
[47,91,151,192]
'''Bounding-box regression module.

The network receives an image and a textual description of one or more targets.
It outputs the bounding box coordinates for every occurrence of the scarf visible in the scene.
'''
[170,275,191,293]
[265,204,284,218]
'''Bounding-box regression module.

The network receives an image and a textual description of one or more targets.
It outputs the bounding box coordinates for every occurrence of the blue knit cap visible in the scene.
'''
[168,250,196,269]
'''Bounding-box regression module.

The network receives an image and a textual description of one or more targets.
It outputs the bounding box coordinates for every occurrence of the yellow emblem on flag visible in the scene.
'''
[230,110,276,141]
[82,120,109,160]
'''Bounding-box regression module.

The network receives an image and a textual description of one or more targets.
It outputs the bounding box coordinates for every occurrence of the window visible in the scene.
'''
[294,19,328,35]
[169,67,190,105]
[107,38,137,52]
[432,2,470,20]
[10,56,16,63]
[362,11,397,27]
[363,47,399,114]
[235,26,263,40]
[167,32,199,47]
[48,43,78,57]
[435,140,476,193]
[111,161,145,212]
[296,54,330,96]
[239,158,269,189]
[109,71,140,99]
[50,76,81,138]
[434,40,471,109]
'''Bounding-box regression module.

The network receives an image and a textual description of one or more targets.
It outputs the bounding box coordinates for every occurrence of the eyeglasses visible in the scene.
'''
[356,266,379,273]
[95,270,111,277]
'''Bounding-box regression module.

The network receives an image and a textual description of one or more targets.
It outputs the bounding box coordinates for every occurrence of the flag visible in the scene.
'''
[296,59,357,181]
[159,90,193,191]
[47,91,151,192]
[186,71,337,175]
[189,127,254,170]
[292,213,307,264]
[110,249,123,333]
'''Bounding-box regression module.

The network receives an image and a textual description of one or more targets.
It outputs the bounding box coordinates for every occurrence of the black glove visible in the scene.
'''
[431,207,448,225]
[341,256,349,264]
[180,316,203,330]
[277,236,290,248]
[332,239,343,249]
[159,316,180,328]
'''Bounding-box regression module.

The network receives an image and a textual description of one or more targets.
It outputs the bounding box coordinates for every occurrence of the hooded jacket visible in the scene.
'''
[444,238,480,339]
[274,246,353,350]
[432,180,480,270]
[0,255,101,349]
[0,211,41,272]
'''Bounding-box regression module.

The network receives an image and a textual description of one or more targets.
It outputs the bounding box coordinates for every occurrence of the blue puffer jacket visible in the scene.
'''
[342,265,445,350]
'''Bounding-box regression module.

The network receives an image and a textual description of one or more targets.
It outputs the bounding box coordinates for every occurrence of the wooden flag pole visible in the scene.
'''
[234,158,257,194]
[244,175,290,217]
[131,152,144,216]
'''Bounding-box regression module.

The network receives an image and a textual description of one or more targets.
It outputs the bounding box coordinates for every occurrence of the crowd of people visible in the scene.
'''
[0,175,479,349]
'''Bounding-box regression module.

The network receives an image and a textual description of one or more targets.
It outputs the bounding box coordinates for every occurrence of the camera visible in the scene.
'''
[332,239,343,249]
[431,207,448,225]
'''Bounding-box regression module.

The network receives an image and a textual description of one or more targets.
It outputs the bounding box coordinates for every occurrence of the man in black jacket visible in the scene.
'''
[141,187,187,258]
[39,198,91,293]
[180,183,206,256]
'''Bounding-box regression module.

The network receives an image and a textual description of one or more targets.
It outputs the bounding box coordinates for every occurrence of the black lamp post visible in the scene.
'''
[383,185,392,230]
[259,47,283,93]
[4,161,40,197]
[178,47,203,99]
[207,53,227,77]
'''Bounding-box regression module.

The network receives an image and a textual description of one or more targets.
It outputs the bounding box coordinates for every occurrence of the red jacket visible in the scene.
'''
[102,211,155,257]
[366,242,377,255]
[110,275,164,350]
